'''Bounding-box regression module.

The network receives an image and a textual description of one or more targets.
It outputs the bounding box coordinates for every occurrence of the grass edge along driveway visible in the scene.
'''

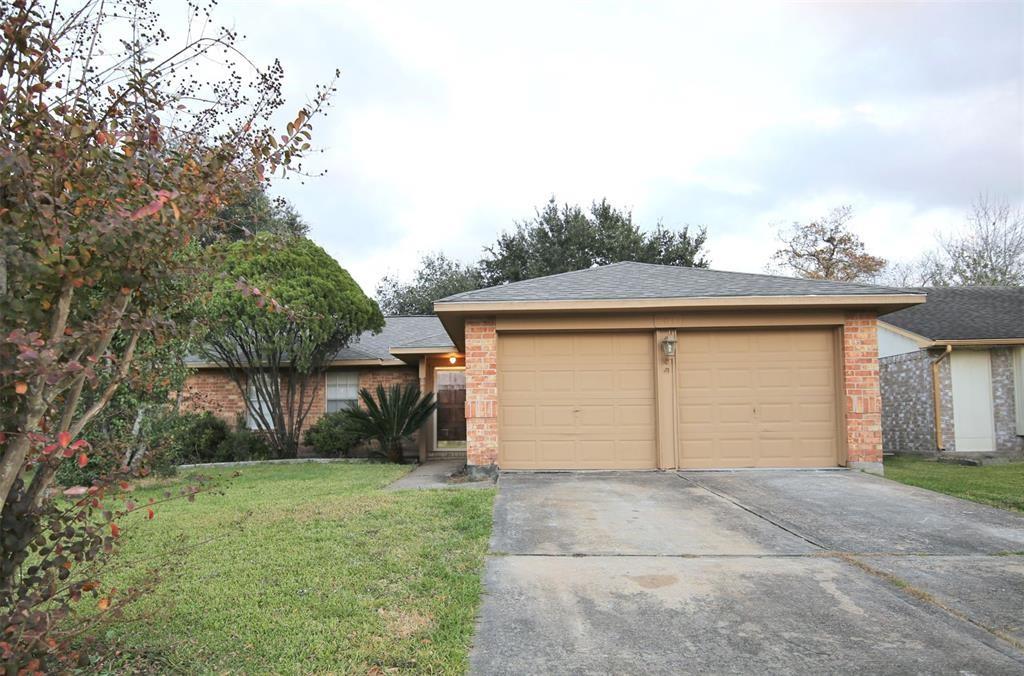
[885,455,1024,513]
[92,463,494,674]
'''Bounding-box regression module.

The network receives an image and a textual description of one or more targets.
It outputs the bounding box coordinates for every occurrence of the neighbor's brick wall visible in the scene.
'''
[879,351,936,455]
[990,348,1024,455]
[936,354,955,452]
[464,318,498,467]
[843,313,883,465]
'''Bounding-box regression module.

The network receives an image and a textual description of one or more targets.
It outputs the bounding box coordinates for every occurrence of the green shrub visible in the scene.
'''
[304,411,360,457]
[214,429,272,462]
[171,412,231,464]
[54,443,122,487]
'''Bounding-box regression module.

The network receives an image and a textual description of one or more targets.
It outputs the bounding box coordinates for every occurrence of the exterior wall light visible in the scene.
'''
[661,337,677,357]
[449,355,458,364]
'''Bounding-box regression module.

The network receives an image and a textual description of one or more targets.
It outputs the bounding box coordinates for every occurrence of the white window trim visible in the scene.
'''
[246,373,273,430]
[1014,346,1024,436]
[326,371,359,414]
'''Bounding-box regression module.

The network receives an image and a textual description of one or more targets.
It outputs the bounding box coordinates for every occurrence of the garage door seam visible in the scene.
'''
[675,472,828,550]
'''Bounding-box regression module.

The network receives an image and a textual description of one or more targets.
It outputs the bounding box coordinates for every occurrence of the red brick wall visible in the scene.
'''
[358,367,419,395]
[180,365,419,432]
[843,312,883,468]
[465,318,498,467]
[180,369,248,426]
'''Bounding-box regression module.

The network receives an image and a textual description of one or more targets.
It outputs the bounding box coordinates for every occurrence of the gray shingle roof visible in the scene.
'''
[436,262,915,303]
[332,316,451,360]
[185,315,451,366]
[881,287,1024,341]
[392,332,456,350]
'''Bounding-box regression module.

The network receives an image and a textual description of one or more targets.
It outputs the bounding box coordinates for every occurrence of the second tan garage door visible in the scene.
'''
[499,333,657,469]
[677,328,839,469]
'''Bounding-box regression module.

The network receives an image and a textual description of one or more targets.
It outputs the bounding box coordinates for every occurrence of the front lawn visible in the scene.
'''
[884,455,1024,512]
[89,463,494,673]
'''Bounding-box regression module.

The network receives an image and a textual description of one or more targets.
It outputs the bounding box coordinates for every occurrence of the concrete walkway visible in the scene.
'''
[471,470,1024,675]
[384,459,495,491]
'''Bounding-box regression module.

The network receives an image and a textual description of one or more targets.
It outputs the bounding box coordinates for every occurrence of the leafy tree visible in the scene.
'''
[343,384,437,463]
[769,206,886,281]
[376,252,484,315]
[198,235,384,457]
[479,198,710,285]
[920,195,1024,287]
[0,0,332,667]
[211,188,309,244]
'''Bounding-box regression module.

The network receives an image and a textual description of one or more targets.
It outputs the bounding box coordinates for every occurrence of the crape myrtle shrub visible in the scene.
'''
[0,0,335,668]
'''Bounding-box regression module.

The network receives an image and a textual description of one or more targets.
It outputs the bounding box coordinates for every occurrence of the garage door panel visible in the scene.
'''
[618,368,654,392]
[502,441,537,463]
[678,327,838,469]
[538,370,573,393]
[719,403,755,423]
[617,404,656,426]
[501,406,536,427]
[577,405,613,426]
[499,332,656,470]
[576,369,614,391]
[537,406,575,428]
[501,371,536,393]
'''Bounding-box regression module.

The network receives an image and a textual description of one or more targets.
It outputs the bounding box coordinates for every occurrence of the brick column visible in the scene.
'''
[465,318,498,474]
[843,312,883,475]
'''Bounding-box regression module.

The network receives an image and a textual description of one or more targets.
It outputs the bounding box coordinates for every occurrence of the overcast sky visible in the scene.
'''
[199,1,1022,294]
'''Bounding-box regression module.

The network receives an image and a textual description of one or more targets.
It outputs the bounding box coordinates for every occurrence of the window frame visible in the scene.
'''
[325,371,360,414]
[246,372,274,430]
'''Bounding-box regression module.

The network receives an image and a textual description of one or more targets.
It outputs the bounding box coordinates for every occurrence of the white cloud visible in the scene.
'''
[198,0,1021,292]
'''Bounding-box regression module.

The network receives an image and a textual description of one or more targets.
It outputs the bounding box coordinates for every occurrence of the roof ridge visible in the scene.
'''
[438,263,613,302]
[620,261,910,294]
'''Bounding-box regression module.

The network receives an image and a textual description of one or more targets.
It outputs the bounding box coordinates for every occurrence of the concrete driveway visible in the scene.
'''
[470,470,1024,675]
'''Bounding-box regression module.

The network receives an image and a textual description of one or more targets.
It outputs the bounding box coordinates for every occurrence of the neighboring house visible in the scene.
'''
[184,262,924,474]
[878,287,1024,458]
[182,315,466,461]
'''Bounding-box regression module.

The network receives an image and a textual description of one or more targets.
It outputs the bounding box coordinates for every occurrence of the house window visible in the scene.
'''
[1015,347,1024,436]
[246,373,274,430]
[326,371,359,413]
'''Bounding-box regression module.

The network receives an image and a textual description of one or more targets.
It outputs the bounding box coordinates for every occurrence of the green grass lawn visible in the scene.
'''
[89,463,494,674]
[884,455,1024,512]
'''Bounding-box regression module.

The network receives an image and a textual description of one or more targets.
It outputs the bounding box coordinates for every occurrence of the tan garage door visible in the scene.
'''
[677,328,839,469]
[499,332,657,469]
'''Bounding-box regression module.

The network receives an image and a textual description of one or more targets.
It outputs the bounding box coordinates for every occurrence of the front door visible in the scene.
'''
[435,369,467,449]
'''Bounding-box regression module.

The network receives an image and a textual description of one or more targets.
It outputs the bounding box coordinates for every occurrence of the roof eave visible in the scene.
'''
[186,357,408,369]
[388,345,460,365]
[435,293,926,350]
[927,338,1024,347]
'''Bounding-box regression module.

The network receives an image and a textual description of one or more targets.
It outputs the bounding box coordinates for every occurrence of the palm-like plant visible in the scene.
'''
[344,383,437,463]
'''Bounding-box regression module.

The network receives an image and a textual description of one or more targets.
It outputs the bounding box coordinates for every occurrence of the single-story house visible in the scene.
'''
[183,262,924,474]
[182,315,467,461]
[878,287,1024,458]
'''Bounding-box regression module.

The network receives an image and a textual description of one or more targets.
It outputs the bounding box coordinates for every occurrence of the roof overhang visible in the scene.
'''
[388,345,460,365]
[187,357,408,369]
[877,321,1024,349]
[435,293,926,349]
[929,338,1024,347]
